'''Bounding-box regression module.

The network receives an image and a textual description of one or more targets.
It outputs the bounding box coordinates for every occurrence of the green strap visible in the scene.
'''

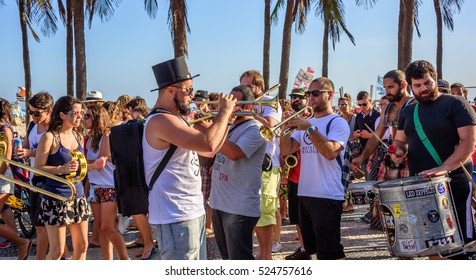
[413,103,443,166]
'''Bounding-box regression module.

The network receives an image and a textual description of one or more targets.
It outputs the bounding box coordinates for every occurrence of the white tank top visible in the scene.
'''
[143,114,204,224]
[28,124,45,180]
[86,136,115,187]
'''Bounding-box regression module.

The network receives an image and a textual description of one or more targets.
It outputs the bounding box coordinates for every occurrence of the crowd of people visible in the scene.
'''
[0,57,475,260]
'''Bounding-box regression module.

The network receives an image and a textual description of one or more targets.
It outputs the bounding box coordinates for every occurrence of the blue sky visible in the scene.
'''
[1,0,475,107]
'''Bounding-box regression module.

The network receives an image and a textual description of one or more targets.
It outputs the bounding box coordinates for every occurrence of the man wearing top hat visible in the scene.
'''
[143,56,236,260]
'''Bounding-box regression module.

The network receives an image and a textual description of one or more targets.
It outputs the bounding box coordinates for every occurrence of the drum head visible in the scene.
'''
[375,176,449,189]
[348,181,377,191]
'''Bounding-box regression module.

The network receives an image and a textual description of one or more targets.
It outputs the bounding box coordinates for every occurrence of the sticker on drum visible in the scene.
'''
[375,175,464,257]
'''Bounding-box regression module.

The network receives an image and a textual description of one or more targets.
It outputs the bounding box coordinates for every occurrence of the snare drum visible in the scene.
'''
[374,175,464,258]
[348,181,376,205]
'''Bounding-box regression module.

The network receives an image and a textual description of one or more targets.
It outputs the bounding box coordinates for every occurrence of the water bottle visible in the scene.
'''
[13,138,22,160]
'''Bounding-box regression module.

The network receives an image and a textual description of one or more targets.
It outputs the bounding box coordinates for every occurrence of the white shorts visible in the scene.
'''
[0,168,14,195]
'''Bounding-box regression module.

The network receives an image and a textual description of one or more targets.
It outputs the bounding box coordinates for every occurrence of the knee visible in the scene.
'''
[48,245,64,260]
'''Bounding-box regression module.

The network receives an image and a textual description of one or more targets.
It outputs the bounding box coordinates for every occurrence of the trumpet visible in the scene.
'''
[259,106,314,142]
[189,96,281,125]
[282,154,298,179]
[0,156,77,202]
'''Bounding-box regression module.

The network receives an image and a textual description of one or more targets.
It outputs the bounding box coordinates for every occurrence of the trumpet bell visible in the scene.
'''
[259,126,276,142]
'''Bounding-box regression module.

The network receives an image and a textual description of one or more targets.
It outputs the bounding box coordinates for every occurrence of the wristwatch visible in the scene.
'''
[306,125,317,136]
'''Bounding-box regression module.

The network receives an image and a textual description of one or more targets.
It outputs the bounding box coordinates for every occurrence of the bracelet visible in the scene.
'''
[57,165,63,175]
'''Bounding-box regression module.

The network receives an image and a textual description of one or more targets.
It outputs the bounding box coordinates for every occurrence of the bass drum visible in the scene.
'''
[374,175,464,258]
[347,181,376,205]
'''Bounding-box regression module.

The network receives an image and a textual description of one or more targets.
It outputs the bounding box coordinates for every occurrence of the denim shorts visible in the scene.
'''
[151,215,207,260]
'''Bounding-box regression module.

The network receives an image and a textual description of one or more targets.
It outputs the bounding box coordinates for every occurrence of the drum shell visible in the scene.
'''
[348,181,375,205]
[374,176,463,258]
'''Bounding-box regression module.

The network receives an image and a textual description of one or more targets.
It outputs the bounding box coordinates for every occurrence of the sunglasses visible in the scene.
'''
[67,109,85,118]
[338,104,348,107]
[28,110,45,117]
[290,95,306,100]
[357,103,368,107]
[306,89,330,97]
[171,86,194,95]
[82,113,92,120]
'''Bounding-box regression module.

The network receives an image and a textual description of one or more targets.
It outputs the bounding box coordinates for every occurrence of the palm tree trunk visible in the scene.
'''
[278,0,294,100]
[18,0,31,125]
[398,0,414,71]
[66,0,74,97]
[322,20,329,78]
[73,0,87,101]
[263,0,271,90]
[434,0,443,78]
[171,0,188,57]
[397,0,405,70]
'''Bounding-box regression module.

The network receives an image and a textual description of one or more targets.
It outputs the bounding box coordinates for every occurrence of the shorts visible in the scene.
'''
[200,165,212,203]
[0,169,14,195]
[39,196,90,226]
[91,186,116,203]
[256,167,279,227]
[298,196,345,260]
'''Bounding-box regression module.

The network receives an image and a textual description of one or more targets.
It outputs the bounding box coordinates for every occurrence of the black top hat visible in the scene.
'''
[150,56,200,92]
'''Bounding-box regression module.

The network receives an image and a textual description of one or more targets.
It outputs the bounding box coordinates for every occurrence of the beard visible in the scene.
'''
[386,89,404,102]
[414,88,439,103]
[291,101,306,111]
[174,93,190,115]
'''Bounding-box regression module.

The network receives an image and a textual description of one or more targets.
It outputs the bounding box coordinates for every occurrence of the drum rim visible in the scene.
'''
[374,175,448,188]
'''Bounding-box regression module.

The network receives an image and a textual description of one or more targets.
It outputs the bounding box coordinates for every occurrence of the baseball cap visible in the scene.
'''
[437,79,450,93]
[193,90,209,101]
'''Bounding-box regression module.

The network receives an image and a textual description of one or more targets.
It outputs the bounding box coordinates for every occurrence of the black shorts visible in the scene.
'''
[287,180,299,225]
[298,196,345,260]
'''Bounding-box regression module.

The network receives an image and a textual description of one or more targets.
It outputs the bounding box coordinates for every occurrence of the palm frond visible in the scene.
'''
[414,0,422,38]
[57,0,67,24]
[31,0,58,37]
[271,0,286,25]
[294,0,310,33]
[144,0,158,19]
[441,0,464,31]
[26,17,41,42]
[354,0,378,9]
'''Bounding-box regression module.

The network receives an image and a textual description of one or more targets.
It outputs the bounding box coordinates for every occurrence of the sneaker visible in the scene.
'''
[285,247,311,260]
[117,215,130,234]
[0,241,12,249]
[271,241,282,253]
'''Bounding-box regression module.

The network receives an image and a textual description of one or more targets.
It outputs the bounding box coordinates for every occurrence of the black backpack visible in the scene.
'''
[110,109,176,216]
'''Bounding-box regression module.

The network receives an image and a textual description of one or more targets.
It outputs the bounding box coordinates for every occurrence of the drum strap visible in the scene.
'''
[413,103,443,165]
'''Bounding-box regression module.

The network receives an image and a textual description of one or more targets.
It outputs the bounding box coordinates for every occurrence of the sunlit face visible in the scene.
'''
[410,73,439,103]
[383,78,405,102]
[450,86,466,98]
[337,99,350,114]
[82,109,93,129]
[28,105,50,124]
[62,103,84,127]
[240,76,261,98]
[290,94,309,111]
[356,98,372,111]
[307,82,332,113]
[170,79,194,115]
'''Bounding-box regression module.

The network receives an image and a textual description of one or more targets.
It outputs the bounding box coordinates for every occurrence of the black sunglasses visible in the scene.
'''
[83,113,92,120]
[338,104,348,107]
[306,89,330,97]
[28,110,45,117]
[290,95,306,100]
[357,103,368,107]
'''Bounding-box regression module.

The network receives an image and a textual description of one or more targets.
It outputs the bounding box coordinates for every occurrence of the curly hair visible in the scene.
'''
[405,60,437,86]
[0,98,13,125]
[87,104,112,152]
[102,101,121,125]
[48,96,83,135]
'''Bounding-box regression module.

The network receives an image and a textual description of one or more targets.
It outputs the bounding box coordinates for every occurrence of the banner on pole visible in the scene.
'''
[293,67,314,90]
[376,75,385,95]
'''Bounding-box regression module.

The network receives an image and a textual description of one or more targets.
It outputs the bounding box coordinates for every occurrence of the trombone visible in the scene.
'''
[0,156,77,202]
[188,83,281,125]
[259,106,314,142]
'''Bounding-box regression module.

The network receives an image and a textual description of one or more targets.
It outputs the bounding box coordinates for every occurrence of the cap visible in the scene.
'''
[193,90,209,101]
[437,79,450,93]
[290,88,307,97]
[83,91,105,103]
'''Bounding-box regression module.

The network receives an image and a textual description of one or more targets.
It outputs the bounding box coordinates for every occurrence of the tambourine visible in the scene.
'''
[66,150,87,182]
[5,195,23,209]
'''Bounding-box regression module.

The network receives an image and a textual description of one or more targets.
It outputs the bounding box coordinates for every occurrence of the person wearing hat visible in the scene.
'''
[83,91,106,107]
[437,79,450,94]
[143,56,236,260]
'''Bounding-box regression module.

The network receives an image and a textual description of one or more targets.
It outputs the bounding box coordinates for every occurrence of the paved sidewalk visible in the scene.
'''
[0,203,401,260]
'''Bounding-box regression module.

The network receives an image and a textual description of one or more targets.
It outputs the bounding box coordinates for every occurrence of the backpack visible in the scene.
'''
[110,109,176,216]
[326,116,352,188]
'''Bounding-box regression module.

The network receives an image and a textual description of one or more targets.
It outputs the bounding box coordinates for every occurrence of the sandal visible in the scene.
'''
[126,241,144,249]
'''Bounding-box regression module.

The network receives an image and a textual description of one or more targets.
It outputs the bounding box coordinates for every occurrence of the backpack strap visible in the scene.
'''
[326,116,343,168]
[146,107,177,191]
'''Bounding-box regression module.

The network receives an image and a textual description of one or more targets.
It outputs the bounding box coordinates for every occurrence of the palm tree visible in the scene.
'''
[433,0,463,78]
[272,0,310,99]
[263,0,271,90]
[17,0,57,124]
[315,0,355,77]
[144,0,190,58]
[356,0,420,72]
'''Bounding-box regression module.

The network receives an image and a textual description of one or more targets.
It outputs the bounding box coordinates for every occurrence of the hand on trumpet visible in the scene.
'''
[217,93,237,117]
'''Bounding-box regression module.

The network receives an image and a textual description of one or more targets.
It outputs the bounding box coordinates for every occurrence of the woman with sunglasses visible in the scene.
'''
[35,96,106,260]
[0,98,33,259]
[83,104,129,260]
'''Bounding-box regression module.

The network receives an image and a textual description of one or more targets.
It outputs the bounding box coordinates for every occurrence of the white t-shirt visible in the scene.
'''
[28,124,45,181]
[259,95,282,167]
[291,114,349,200]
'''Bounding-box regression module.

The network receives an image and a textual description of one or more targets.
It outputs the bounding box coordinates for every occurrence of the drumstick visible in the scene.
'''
[459,162,476,188]
[364,123,389,149]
